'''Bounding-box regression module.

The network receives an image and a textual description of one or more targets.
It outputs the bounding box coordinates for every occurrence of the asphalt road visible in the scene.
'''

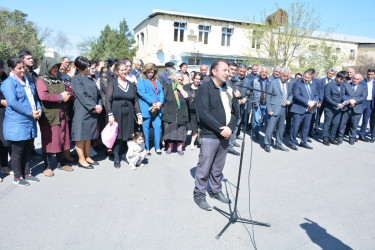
[0,128,374,249]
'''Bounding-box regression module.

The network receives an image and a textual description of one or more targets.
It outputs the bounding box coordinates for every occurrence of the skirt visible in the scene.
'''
[187,112,199,131]
[163,122,186,141]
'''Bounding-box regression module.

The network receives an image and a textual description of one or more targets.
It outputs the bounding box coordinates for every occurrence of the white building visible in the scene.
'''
[133,9,375,71]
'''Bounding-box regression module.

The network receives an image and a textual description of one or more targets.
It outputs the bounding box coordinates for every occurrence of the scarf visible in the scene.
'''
[10,72,36,111]
[172,82,181,109]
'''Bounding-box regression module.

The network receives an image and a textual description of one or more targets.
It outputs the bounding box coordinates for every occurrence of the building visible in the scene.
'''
[133,9,375,72]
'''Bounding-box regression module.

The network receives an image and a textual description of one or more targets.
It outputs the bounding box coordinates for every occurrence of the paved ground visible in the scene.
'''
[0,128,374,249]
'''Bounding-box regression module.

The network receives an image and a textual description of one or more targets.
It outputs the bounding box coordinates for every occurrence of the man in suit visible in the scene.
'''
[264,68,293,152]
[129,59,143,79]
[358,69,375,142]
[200,64,211,83]
[246,64,260,82]
[288,71,319,150]
[322,71,346,145]
[337,74,368,145]
[158,62,175,86]
[314,68,335,134]
[268,66,281,81]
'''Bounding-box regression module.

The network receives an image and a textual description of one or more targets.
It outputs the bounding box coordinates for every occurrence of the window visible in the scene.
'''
[309,45,317,58]
[174,22,186,42]
[221,27,232,46]
[336,48,341,54]
[350,49,356,57]
[198,25,210,44]
[251,30,260,49]
[188,58,201,65]
[140,32,144,46]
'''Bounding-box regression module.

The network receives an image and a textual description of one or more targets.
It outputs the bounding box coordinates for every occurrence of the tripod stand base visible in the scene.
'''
[213,206,270,239]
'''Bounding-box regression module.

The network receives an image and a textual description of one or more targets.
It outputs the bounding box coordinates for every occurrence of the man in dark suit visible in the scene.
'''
[358,69,375,142]
[322,71,346,145]
[288,71,319,150]
[337,74,368,145]
[158,62,175,86]
[264,68,293,152]
[314,68,335,134]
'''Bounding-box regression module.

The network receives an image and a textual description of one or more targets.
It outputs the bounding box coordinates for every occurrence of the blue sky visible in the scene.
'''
[2,0,375,57]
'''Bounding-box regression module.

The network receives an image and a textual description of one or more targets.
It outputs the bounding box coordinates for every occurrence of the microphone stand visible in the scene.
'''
[213,86,274,239]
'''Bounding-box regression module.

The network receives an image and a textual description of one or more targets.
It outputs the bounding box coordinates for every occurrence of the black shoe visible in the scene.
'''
[275,145,289,152]
[88,161,99,166]
[349,140,355,145]
[228,148,240,156]
[289,144,298,151]
[78,162,94,169]
[114,161,121,168]
[147,152,151,156]
[370,137,375,143]
[337,138,343,144]
[194,197,212,211]
[233,142,240,147]
[155,149,162,155]
[299,143,313,149]
[209,191,231,204]
[236,135,243,140]
[355,138,358,142]
[329,139,339,145]
[358,136,368,142]
[323,140,330,146]
[264,145,271,152]
[307,138,312,143]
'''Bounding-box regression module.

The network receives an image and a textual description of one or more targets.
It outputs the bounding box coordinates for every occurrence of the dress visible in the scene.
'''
[185,83,199,131]
[105,78,141,141]
[36,78,74,153]
[71,74,102,141]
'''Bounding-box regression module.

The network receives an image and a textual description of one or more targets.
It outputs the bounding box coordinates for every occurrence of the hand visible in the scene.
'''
[94,105,103,114]
[137,115,143,125]
[286,100,291,105]
[268,111,273,116]
[31,110,41,119]
[349,99,356,106]
[234,90,241,98]
[0,99,7,106]
[154,102,162,110]
[176,84,183,91]
[61,91,70,102]
[239,98,246,105]
[108,116,115,125]
[337,104,343,108]
[137,153,142,157]
[219,126,232,139]
[35,109,42,119]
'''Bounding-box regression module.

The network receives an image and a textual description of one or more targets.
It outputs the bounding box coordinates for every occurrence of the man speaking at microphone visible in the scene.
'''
[193,60,239,211]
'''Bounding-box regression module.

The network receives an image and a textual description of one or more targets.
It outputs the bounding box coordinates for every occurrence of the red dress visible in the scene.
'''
[36,79,74,153]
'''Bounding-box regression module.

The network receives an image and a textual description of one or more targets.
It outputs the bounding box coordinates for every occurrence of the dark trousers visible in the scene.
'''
[322,109,341,141]
[370,109,375,139]
[43,152,65,170]
[0,145,9,168]
[113,139,128,162]
[315,106,324,131]
[285,106,292,135]
[264,106,286,147]
[338,109,361,140]
[359,100,372,138]
[10,139,33,179]
[194,137,229,198]
[290,112,313,146]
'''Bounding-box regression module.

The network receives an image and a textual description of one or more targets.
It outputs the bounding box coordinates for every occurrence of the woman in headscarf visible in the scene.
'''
[36,57,75,177]
[162,72,190,155]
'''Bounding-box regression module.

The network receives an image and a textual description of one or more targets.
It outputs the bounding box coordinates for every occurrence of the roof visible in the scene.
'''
[134,9,375,44]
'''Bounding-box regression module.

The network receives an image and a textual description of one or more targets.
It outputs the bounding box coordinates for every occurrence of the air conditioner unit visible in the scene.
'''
[170,55,176,60]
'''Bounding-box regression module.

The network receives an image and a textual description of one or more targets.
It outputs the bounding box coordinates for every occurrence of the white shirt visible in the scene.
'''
[367,79,373,101]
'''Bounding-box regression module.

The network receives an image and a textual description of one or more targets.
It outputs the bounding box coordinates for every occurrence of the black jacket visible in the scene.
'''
[195,79,239,139]
[162,83,190,125]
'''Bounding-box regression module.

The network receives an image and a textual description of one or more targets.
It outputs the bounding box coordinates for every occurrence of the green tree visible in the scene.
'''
[77,18,135,60]
[0,8,45,62]
[244,2,321,69]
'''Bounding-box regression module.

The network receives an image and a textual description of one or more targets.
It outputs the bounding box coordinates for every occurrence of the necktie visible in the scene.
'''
[306,83,312,100]
[281,82,287,106]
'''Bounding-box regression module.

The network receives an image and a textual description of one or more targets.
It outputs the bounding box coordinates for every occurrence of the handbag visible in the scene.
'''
[148,106,159,118]
[101,122,118,148]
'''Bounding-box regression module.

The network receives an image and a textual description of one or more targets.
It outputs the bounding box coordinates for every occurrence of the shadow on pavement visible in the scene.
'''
[300,218,353,250]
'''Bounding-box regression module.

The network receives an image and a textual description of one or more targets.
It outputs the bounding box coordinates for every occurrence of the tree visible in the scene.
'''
[244,2,321,69]
[77,18,135,60]
[0,8,45,62]
[54,31,71,57]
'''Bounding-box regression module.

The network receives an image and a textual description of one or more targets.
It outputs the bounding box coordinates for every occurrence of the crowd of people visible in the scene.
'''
[0,50,374,189]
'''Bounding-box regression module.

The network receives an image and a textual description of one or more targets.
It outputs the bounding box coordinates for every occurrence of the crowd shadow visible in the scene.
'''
[300,218,353,250]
